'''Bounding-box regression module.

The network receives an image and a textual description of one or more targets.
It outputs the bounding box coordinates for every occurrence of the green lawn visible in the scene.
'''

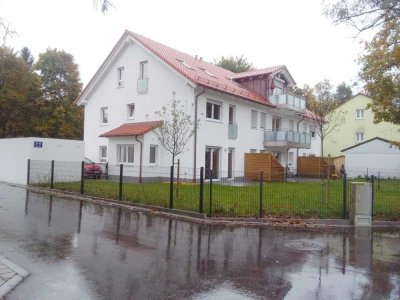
[37,178,400,220]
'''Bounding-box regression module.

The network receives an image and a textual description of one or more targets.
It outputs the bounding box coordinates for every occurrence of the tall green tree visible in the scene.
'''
[215,55,253,73]
[34,48,83,139]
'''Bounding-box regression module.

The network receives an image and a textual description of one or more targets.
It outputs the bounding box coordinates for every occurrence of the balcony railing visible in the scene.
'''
[137,78,148,93]
[264,130,311,148]
[269,94,306,112]
[228,123,238,139]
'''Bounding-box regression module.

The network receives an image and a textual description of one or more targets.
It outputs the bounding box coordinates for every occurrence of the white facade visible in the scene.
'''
[343,138,400,178]
[78,32,320,178]
[0,138,84,184]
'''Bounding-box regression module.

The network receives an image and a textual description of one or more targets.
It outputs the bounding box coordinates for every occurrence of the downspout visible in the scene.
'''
[135,135,143,183]
[193,86,206,182]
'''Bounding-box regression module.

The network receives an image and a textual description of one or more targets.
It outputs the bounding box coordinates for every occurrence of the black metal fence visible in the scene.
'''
[27,159,400,220]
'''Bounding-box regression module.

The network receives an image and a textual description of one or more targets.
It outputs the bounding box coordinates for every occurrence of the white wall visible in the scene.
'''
[344,139,400,178]
[0,138,84,185]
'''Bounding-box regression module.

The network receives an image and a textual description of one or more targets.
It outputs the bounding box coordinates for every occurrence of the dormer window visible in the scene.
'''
[117,66,124,87]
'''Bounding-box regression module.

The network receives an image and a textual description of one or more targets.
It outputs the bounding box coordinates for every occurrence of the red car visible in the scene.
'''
[84,158,102,179]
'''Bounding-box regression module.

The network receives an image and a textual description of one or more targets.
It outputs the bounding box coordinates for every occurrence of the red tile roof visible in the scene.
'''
[303,109,320,121]
[230,66,285,80]
[99,121,162,137]
[127,31,274,107]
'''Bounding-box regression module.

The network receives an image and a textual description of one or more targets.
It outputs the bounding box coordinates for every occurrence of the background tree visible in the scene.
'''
[325,0,400,136]
[21,47,34,68]
[215,55,253,73]
[334,81,353,104]
[305,80,346,159]
[154,99,197,166]
[34,48,83,139]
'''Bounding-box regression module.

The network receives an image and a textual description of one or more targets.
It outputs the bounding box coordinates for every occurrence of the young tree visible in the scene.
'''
[154,99,197,166]
[215,55,253,73]
[305,80,346,159]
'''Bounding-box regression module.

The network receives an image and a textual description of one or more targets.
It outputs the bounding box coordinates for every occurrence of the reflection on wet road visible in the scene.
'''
[0,183,399,299]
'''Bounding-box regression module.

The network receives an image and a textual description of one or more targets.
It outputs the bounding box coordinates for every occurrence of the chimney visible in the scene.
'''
[200,57,203,61]
[195,55,198,59]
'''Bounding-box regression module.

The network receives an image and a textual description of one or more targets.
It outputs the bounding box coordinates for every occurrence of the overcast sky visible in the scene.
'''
[2,0,368,89]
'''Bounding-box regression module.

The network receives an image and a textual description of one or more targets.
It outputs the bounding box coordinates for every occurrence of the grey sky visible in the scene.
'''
[2,0,367,89]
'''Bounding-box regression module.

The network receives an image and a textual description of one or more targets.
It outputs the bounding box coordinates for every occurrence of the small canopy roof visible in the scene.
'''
[100,121,162,137]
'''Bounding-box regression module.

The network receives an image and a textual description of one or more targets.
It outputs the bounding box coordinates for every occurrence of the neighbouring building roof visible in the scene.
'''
[126,31,273,107]
[99,121,162,137]
[230,66,285,80]
[341,137,392,152]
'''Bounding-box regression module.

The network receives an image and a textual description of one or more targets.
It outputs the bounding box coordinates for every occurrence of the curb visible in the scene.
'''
[0,255,29,299]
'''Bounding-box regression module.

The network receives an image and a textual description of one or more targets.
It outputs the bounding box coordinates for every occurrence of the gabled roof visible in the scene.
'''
[230,66,285,79]
[99,121,162,137]
[341,137,392,152]
[126,31,273,107]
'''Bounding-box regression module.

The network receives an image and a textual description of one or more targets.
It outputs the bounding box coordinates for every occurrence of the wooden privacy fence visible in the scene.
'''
[244,153,285,181]
[297,156,337,178]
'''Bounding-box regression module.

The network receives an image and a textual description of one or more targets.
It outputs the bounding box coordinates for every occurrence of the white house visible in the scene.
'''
[76,31,320,179]
[342,137,400,178]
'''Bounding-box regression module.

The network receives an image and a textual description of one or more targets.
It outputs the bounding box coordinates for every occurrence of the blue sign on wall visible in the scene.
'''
[34,141,43,148]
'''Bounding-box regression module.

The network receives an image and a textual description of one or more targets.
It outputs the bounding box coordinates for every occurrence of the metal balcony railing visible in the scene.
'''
[137,78,148,93]
[264,130,311,148]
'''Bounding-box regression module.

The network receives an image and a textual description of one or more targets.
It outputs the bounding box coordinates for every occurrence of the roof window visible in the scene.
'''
[199,67,216,78]
[177,59,194,70]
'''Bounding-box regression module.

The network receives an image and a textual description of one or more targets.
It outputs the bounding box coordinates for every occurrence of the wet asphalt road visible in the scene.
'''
[0,183,399,299]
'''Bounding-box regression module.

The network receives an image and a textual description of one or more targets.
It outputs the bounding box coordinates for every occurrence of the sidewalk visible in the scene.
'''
[0,255,29,299]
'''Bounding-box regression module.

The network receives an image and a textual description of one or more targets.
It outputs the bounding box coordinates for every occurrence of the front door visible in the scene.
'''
[205,147,220,179]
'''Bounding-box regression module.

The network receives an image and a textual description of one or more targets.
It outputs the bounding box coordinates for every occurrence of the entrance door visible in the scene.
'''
[205,147,220,179]
[228,148,234,179]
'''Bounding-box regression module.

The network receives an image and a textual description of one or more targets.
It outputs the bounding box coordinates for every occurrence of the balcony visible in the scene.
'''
[264,130,311,149]
[228,123,238,139]
[137,78,148,94]
[269,94,306,113]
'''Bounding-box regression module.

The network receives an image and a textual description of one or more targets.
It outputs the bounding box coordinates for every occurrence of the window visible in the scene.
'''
[356,132,364,143]
[127,103,135,119]
[288,151,294,165]
[139,61,148,78]
[118,145,134,163]
[99,146,107,163]
[228,105,236,125]
[289,120,294,131]
[149,145,157,164]
[206,100,222,121]
[310,126,316,139]
[117,66,124,87]
[356,109,364,119]
[251,110,258,129]
[100,107,108,124]
[260,112,267,129]
[272,116,281,131]
[177,59,194,70]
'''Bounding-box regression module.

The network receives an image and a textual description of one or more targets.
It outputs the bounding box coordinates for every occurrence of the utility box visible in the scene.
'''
[349,182,372,226]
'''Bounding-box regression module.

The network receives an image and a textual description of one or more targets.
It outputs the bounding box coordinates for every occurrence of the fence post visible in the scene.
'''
[259,171,263,218]
[50,160,55,189]
[80,161,84,194]
[371,174,375,220]
[199,167,204,214]
[342,172,347,219]
[378,171,380,191]
[27,159,31,185]
[169,166,174,209]
[119,164,123,200]
[105,162,109,180]
[209,170,213,217]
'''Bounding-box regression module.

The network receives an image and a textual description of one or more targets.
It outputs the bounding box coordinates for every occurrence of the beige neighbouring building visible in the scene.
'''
[324,93,400,158]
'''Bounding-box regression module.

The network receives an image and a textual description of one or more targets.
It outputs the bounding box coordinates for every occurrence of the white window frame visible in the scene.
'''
[99,146,107,163]
[117,144,134,164]
[356,132,364,143]
[260,112,267,129]
[149,145,158,164]
[139,61,148,79]
[100,107,108,124]
[127,103,135,119]
[356,109,364,119]
[206,100,222,122]
[117,66,124,87]
[251,110,258,129]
